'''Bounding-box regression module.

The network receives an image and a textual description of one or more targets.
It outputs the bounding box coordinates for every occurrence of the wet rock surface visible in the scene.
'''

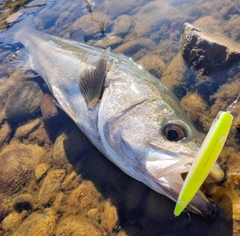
[181,23,240,75]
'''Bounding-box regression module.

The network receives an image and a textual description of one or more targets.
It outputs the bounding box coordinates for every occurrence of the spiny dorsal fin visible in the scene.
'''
[79,47,109,108]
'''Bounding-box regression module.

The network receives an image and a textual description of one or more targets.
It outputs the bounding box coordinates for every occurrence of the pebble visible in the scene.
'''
[35,163,51,181]
[0,144,41,196]
[2,212,27,232]
[101,201,118,233]
[15,118,41,139]
[12,208,57,236]
[38,169,66,207]
[40,94,59,120]
[113,15,133,36]
[67,181,101,214]
[94,35,123,49]
[114,38,155,59]
[56,215,107,236]
[61,171,81,191]
[137,54,165,78]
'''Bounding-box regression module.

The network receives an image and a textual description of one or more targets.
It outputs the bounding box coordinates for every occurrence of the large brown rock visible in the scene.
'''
[181,23,240,74]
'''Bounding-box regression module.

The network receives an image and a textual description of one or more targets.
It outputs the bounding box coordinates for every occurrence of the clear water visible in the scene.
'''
[0,0,239,235]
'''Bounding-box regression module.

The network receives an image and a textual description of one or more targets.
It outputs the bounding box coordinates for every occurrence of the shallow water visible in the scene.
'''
[0,0,240,235]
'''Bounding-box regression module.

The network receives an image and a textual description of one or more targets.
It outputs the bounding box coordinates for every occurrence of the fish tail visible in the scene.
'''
[0,14,34,44]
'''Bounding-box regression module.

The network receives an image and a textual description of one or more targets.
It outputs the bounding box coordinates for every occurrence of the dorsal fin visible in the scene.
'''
[79,48,109,108]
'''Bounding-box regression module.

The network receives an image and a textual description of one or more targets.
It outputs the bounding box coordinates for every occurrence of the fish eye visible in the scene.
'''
[163,123,187,141]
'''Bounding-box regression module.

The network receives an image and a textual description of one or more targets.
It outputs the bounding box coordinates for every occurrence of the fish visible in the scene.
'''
[0,15,225,218]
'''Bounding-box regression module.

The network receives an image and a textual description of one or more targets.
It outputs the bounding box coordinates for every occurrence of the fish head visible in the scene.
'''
[100,79,224,218]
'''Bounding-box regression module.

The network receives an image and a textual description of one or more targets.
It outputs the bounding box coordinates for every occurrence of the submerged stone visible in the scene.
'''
[12,209,57,236]
[71,12,112,38]
[5,81,43,124]
[56,215,107,236]
[181,23,240,75]
[38,169,66,207]
[137,54,165,79]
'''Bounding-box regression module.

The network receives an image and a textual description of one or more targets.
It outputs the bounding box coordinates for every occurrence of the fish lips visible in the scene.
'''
[145,149,224,218]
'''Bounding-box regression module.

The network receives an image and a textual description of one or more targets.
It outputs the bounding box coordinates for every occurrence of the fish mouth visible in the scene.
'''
[145,150,224,218]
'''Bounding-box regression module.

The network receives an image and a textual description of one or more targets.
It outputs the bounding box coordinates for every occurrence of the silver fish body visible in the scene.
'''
[1,17,225,218]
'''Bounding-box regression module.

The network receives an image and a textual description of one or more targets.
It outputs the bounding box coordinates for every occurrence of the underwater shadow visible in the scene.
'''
[63,122,233,236]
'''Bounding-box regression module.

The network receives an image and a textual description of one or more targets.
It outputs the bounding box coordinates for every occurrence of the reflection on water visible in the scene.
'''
[0,0,240,235]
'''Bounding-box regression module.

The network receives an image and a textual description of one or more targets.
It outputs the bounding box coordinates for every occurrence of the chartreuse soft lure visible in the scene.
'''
[174,111,233,216]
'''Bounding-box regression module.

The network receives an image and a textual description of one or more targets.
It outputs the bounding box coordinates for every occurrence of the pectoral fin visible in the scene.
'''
[79,48,109,108]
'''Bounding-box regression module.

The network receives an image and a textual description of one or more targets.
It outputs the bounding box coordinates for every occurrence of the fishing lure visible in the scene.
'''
[174,111,233,216]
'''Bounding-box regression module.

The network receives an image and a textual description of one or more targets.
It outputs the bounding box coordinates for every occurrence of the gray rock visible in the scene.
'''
[181,23,240,75]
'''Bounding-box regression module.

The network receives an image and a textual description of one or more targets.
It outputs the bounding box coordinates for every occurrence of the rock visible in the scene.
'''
[67,181,101,214]
[114,38,155,59]
[117,231,128,236]
[71,12,112,38]
[181,23,240,75]
[113,15,133,36]
[93,35,123,49]
[35,163,51,181]
[0,122,12,148]
[5,81,43,124]
[40,94,59,120]
[232,199,240,235]
[15,118,41,140]
[137,54,165,78]
[2,212,27,233]
[13,194,33,213]
[38,169,66,207]
[0,144,43,196]
[12,209,56,236]
[61,171,81,191]
[101,201,118,233]
[161,53,191,98]
[53,133,69,166]
[56,215,107,236]
[86,208,101,222]
[53,128,90,166]
[133,1,185,41]
[103,0,144,18]
[180,93,207,122]
[28,123,52,146]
